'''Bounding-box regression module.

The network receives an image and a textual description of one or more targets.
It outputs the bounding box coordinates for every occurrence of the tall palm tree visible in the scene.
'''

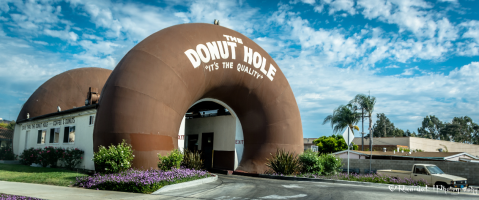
[350,94,376,149]
[323,104,360,135]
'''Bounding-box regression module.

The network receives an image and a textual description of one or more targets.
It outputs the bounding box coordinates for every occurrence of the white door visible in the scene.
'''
[24,130,29,150]
[18,131,26,152]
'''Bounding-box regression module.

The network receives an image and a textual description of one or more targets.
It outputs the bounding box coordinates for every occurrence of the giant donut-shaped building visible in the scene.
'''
[93,23,303,173]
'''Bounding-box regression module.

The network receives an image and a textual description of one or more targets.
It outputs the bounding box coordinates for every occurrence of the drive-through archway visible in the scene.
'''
[93,23,303,173]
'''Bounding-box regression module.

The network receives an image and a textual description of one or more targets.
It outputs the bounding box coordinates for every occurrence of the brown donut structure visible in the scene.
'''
[93,23,303,173]
[17,67,112,122]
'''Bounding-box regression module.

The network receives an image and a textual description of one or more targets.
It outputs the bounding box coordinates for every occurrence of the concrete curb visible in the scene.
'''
[259,174,404,187]
[0,160,20,164]
[152,174,218,194]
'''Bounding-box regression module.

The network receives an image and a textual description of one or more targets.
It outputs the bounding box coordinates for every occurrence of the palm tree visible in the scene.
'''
[350,94,376,150]
[323,104,360,135]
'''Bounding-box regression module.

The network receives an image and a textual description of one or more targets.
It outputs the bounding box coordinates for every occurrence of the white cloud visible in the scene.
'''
[437,18,458,42]
[456,42,479,56]
[438,0,457,3]
[32,40,49,45]
[73,53,116,69]
[253,37,289,54]
[401,66,419,75]
[82,33,103,40]
[385,65,400,68]
[44,28,78,41]
[328,0,356,15]
[301,0,316,5]
[77,40,121,56]
[460,20,479,43]
[357,0,440,38]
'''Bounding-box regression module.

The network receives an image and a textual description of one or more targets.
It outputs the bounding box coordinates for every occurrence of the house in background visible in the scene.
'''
[304,138,317,151]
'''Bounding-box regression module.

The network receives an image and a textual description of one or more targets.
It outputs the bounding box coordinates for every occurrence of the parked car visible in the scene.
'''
[377,164,468,189]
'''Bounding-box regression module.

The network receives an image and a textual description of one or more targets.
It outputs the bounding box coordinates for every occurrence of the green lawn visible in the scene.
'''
[0,163,88,186]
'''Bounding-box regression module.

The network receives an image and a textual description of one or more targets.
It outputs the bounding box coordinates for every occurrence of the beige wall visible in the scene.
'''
[185,115,236,151]
[352,137,479,157]
[340,158,479,185]
[409,137,479,157]
[336,152,366,159]
[352,137,409,147]
[13,109,96,170]
[185,115,243,169]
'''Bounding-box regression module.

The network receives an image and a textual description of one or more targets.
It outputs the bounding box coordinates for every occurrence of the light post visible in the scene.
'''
[369,127,374,174]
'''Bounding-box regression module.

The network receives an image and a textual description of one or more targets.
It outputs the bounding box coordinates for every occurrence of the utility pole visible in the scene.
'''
[369,127,374,173]
[384,124,386,137]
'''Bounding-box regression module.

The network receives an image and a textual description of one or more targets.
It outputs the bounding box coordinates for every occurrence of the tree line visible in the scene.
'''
[323,94,479,145]
[0,121,15,130]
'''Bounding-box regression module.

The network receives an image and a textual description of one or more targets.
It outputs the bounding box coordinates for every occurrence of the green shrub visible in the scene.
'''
[265,149,301,175]
[42,146,64,168]
[60,148,84,170]
[19,147,39,165]
[93,140,134,173]
[181,149,203,170]
[299,150,323,174]
[0,143,17,160]
[36,148,50,167]
[319,153,342,175]
[158,149,183,171]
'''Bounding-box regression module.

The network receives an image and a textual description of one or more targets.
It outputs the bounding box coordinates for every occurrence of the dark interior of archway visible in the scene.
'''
[185,101,234,170]
[186,101,231,119]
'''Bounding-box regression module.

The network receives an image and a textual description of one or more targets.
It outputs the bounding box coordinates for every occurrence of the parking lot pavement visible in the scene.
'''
[1,175,477,200]
[153,174,479,200]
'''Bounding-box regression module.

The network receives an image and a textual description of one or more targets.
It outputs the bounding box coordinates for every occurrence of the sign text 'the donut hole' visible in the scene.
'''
[184,34,277,81]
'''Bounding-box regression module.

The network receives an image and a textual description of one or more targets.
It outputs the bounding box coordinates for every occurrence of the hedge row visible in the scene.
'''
[19,146,84,169]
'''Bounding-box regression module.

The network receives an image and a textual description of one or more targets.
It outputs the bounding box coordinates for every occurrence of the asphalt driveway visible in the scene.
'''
[1,174,477,200]
[154,174,479,200]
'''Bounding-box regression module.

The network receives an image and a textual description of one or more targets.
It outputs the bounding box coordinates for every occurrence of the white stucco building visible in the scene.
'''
[13,105,97,170]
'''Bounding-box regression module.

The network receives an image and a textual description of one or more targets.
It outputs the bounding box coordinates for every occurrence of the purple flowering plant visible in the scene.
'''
[74,167,211,194]
[0,193,43,200]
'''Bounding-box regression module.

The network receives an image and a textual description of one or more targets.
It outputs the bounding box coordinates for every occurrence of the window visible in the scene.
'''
[89,116,95,125]
[426,166,444,174]
[37,129,46,144]
[49,128,60,143]
[63,126,75,143]
[414,166,427,175]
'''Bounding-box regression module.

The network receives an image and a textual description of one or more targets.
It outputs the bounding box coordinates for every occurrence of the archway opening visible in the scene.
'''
[178,98,244,171]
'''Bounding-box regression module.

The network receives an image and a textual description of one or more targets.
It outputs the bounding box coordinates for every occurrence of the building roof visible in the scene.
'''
[333,150,479,160]
[17,67,111,122]
[0,127,13,140]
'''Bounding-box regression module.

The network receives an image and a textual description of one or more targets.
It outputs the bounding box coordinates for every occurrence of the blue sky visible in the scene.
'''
[1,0,479,139]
